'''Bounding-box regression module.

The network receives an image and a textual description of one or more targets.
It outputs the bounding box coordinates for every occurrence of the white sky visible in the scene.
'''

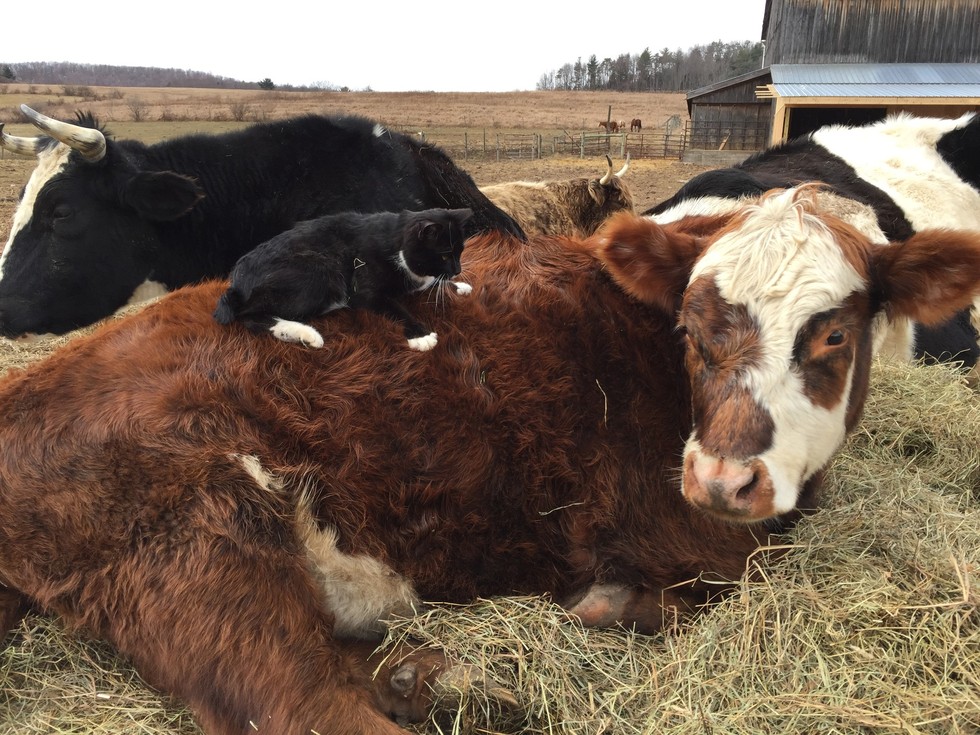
[7,1,765,92]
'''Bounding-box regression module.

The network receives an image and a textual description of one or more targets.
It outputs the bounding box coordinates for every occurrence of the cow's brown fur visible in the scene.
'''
[1,201,980,733]
[480,168,634,237]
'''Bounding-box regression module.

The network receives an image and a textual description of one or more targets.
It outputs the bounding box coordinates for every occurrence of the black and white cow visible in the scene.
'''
[644,113,980,377]
[0,105,524,340]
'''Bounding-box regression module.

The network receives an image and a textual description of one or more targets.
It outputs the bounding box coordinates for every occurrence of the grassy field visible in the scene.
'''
[0,83,688,133]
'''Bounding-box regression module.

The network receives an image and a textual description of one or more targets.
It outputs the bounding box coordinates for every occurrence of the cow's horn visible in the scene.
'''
[0,123,44,157]
[616,152,631,178]
[599,155,614,185]
[20,104,106,162]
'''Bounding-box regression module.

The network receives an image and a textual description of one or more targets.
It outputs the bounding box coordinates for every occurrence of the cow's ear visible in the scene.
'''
[589,212,706,314]
[121,171,206,221]
[874,229,980,325]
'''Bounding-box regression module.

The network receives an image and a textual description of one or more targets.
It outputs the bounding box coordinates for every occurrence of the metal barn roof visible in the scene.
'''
[766,63,980,98]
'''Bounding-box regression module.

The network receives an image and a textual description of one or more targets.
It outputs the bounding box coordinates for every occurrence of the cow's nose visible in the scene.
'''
[683,450,775,521]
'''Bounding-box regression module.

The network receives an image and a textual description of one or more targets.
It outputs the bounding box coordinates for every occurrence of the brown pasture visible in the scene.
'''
[0,85,712,244]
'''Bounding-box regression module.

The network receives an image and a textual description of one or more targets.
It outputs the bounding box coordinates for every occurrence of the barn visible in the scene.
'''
[685,0,980,160]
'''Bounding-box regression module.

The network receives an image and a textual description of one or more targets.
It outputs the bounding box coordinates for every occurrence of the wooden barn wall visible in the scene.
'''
[766,0,980,64]
[689,102,773,150]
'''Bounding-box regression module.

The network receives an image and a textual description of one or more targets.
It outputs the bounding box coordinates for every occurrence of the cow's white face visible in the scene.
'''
[593,187,980,524]
[0,144,72,281]
[678,191,870,520]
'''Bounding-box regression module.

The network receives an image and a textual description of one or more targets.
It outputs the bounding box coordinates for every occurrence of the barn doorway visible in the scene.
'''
[787,107,887,139]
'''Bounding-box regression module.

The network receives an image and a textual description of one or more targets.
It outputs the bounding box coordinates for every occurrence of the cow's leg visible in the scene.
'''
[100,535,409,735]
[0,585,31,640]
[563,583,710,634]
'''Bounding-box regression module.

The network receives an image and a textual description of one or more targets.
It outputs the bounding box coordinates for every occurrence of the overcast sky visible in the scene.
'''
[7,1,765,92]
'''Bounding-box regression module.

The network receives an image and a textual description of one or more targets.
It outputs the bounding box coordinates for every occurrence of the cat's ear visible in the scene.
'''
[418,219,443,240]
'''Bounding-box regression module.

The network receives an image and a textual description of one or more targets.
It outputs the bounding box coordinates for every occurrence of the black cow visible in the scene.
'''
[643,113,980,375]
[0,105,524,339]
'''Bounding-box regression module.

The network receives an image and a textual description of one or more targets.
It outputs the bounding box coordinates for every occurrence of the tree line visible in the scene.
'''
[536,41,764,92]
[3,42,765,94]
[0,62,298,91]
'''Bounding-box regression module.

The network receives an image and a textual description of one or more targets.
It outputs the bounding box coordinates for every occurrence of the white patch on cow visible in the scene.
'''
[295,503,419,639]
[813,113,980,233]
[648,195,746,225]
[407,332,438,351]
[452,281,473,296]
[270,318,325,348]
[118,279,170,310]
[0,144,72,283]
[234,453,284,493]
[688,189,865,511]
[233,453,418,638]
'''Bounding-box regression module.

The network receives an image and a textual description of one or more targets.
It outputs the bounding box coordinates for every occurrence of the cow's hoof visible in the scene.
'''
[373,650,519,726]
[371,649,449,725]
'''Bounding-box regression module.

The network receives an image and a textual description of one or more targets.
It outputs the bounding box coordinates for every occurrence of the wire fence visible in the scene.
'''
[411,128,691,161]
[410,120,767,161]
[1,121,769,163]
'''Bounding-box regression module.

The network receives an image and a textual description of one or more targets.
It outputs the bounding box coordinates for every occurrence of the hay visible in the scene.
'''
[2,356,979,734]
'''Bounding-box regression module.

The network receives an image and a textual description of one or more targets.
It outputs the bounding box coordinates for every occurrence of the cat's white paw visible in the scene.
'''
[407,332,438,352]
[270,319,325,348]
[453,282,473,296]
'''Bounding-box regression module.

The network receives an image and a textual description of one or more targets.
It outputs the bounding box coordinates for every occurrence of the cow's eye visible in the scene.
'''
[826,330,846,347]
[52,205,74,221]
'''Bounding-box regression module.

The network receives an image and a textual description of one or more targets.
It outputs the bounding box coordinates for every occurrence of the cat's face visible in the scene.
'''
[401,208,473,279]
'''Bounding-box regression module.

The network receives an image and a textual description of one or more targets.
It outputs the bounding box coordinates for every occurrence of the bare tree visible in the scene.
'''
[127,98,150,122]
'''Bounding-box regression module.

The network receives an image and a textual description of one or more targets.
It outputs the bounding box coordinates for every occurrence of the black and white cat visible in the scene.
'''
[213,207,473,350]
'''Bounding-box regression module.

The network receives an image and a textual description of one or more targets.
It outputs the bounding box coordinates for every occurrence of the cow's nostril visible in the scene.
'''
[735,473,758,502]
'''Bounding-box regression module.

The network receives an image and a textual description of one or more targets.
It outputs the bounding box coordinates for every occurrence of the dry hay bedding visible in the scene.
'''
[1,308,978,735]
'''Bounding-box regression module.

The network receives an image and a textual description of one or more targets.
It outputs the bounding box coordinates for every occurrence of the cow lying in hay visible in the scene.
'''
[644,112,980,379]
[1,188,980,734]
[479,155,633,237]
[0,105,523,341]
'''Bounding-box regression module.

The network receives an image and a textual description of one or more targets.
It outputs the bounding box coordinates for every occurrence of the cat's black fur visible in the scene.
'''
[213,207,473,349]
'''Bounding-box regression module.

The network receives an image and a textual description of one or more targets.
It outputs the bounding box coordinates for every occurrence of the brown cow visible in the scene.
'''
[1,188,980,734]
[598,120,619,133]
[479,155,633,237]
[630,118,642,132]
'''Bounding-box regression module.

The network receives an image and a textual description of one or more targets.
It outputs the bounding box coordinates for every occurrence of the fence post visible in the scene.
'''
[496,133,500,162]
[580,132,585,159]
